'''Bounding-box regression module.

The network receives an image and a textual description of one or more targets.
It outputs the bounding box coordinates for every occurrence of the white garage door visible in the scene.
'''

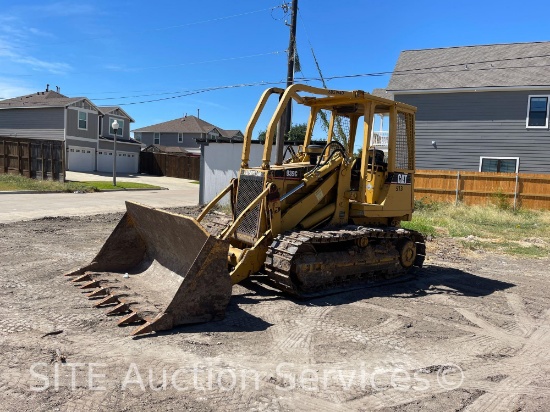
[97,150,114,173]
[97,150,138,174]
[67,146,95,172]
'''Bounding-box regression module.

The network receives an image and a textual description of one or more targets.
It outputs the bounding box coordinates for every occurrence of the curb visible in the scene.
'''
[0,190,62,195]
[0,187,167,194]
[96,187,167,192]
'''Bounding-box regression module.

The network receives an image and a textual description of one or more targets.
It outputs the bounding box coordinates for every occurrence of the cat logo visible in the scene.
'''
[386,173,411,185]
[397,174,409,184]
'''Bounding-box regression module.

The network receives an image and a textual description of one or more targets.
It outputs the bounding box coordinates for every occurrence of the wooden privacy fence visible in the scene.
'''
[139,152,200,180]
[415,170,550,210]
[1,136,65,181]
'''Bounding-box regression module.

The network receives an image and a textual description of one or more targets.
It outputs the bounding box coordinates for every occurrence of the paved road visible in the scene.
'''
[0,172,199,224]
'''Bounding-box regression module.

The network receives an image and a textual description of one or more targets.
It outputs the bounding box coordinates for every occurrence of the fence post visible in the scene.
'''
[26,141,30,177]
[513,173,519,211]
[17,141,21,174]
[40,140,46,180]
[455,171,460,205]
[61,141,66,182]
[49,142,53,181]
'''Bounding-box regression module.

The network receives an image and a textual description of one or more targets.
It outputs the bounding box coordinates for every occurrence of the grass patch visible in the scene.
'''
[402,200,550,258]
[400,216,437,237]
[0,175,160,192]
[214,203,233,215]
[76,181,161,190]
[461,239,548,258]
[0,174,95,192]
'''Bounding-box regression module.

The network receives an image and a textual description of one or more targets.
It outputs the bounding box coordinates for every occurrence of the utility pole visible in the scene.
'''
[275,0,298,165]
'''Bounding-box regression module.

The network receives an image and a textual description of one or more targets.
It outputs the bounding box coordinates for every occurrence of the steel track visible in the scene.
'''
[263,226,426,298]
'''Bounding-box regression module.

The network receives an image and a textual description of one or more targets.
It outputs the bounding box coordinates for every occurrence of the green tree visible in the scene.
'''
[257,123,307,143]
[257,130,266,142]
[285,123,307,142]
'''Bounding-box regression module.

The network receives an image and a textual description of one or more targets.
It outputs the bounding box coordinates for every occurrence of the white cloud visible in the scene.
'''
[14,2,95,17]
[0,38,18,59]
[190,98,227,110]
[103,64,137,73]
[0,78,36,99]
[28,27,55,38]
[0,20,70,75]
[14,56,71,75]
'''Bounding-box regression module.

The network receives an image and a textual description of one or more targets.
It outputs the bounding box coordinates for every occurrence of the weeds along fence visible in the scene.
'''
[0,136,65,182]
[415,170,550,210]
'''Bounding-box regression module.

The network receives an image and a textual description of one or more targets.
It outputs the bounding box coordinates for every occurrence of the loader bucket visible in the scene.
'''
[64,201,231,336]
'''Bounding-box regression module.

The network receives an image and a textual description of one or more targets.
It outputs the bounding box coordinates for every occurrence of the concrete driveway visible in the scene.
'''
[65,171,195,191]
[0,172,199,224]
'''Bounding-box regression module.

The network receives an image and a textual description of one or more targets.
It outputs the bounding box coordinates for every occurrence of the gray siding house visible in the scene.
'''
[387,41,550,174]
[95,106,140,173]
[133,115,243,155]
[0,88,140,173]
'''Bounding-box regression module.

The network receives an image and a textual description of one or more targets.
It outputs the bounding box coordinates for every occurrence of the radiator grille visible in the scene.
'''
[396,112,415,170]
[235,170,265,239]
[331,115,351,148]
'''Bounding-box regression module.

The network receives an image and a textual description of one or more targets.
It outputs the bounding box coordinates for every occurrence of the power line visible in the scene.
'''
[116,60,550,106]
[150,7,277,31]
[0,5,282,51]
[111,50,285,73]
[116,81,285,106]
[319,61,550,81]
[4,55,549,103]
[98,57,550,104]
[0,49,286,78]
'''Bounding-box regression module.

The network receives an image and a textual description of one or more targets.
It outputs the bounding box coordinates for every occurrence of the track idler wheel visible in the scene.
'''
[397,238,417,269]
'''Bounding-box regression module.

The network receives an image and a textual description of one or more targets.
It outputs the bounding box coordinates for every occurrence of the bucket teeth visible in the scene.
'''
[80,280,101,289]
[72,274,93,283]
[62,202,233,337]
[94,295,119,307]
[118,312,143,326]
[130,322,153,336]
[105,302,130,316]
[87,288,109,298]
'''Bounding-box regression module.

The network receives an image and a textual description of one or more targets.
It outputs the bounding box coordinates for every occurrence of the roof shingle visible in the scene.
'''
[387,41,550,91]
[133,115,242,138]
[371,88,394,100]
[0,91,85,108]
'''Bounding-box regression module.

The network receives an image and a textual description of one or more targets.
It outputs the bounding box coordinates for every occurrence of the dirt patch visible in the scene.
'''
[1,211,549,411]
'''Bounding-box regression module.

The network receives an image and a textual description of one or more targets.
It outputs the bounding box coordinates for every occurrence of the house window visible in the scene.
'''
[526,96,549,128]
[134,132,142,141]
[109,118,124,136]
[154,133,160,145]
[178,133,183,143]
[479,157,519,173]
[78,111,87,130]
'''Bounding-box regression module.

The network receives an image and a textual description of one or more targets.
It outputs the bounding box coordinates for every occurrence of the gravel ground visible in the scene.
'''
[1,208,549,411]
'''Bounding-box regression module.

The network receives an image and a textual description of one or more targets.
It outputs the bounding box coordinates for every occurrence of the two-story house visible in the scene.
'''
[133,115,243,155]
[386,41,550,174]
[95,106,139,173]
[0,87,140,173]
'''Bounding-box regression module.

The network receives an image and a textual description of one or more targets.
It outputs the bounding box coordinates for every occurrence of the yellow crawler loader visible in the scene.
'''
[65,84,425,336]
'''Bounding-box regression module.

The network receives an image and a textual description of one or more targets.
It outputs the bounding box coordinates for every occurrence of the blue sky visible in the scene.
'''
[1,0,549,137]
